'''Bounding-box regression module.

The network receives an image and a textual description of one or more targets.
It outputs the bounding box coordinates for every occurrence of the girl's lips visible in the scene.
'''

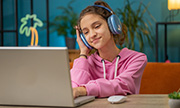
[92,37,101,44]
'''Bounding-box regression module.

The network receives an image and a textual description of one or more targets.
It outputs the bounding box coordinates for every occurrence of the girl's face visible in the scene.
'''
[80,14,113,49]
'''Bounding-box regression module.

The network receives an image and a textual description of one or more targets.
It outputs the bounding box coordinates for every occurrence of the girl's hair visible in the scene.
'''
[78,0,127,46]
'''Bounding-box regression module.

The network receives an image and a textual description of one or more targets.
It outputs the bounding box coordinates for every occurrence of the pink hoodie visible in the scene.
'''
[70,48,147,97]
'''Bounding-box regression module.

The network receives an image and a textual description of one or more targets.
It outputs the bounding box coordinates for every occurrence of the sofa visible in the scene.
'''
[139,62,180,94]
[69,62,180,94]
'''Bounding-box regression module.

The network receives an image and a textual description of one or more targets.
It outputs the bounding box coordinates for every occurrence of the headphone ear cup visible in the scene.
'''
[107,15,122,34]
[80,33,93,49]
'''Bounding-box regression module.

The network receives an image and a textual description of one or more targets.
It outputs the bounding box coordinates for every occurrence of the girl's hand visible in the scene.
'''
[73,87,87,98]
[75,26,90,55]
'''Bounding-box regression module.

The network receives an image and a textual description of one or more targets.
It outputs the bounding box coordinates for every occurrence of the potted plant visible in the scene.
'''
[49,0,78,49]
[116,0,156,52]
[168,89,180,108]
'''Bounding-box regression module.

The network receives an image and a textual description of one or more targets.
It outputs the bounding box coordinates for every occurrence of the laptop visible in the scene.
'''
[0,47,95,107]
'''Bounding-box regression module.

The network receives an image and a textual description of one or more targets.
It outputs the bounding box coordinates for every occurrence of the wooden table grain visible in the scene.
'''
[78,94,169,108]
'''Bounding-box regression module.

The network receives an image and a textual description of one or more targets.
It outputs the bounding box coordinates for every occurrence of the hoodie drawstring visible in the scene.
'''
[101,59,106,79]
[101,55,121,79]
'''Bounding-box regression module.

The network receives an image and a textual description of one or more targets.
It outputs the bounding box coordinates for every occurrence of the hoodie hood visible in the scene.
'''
[88,48,135,67]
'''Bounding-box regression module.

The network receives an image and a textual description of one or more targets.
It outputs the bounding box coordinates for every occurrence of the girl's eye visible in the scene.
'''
[95,24,101,29]
[83,31,88,35]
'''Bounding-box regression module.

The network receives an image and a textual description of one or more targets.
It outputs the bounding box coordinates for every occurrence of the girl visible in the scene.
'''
[71,0,147,98]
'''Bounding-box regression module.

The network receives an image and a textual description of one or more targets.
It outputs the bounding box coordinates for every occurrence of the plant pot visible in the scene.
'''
[168,99,180,108]
[65,37,76,49]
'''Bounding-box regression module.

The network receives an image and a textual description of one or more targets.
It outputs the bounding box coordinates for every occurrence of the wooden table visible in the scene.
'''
[79,94,169,108]
[0,94,170,108]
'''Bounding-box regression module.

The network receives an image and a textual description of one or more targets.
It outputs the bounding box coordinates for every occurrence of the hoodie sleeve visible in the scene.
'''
[70,57,92,88]
[82,54,147,97]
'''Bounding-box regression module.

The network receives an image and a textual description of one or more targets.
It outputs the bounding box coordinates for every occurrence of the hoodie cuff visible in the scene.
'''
[73,57,89,71]
[81,82,99,97]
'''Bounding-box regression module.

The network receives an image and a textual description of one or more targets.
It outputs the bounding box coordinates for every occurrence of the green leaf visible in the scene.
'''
[169,91,180,99]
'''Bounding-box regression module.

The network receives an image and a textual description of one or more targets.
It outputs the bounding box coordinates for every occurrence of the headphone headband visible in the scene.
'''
[92,5,113,14]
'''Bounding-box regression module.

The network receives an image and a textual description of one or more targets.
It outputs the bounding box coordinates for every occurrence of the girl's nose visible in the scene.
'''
[89,30,96,38]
